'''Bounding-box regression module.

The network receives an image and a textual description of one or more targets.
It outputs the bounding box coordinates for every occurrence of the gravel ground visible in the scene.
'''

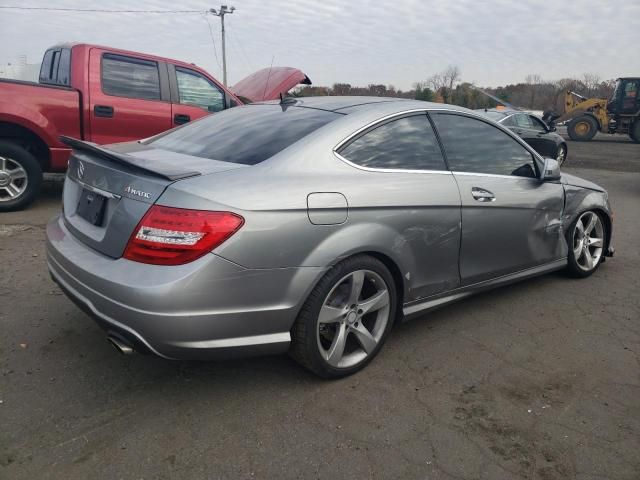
[1,136,639,479]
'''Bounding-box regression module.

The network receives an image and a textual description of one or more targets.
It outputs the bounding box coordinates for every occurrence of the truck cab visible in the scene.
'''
[0,43,310,211]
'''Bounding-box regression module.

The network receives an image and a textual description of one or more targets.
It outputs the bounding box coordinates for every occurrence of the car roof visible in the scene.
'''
[254,96,473,115]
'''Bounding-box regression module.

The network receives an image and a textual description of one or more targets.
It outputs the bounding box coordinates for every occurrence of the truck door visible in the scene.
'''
[88,49,172,144]
[168,64,227,128]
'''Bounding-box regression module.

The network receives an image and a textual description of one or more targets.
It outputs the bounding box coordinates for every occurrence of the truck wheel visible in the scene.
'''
[567,115,598,141]
[0,140,43,212]
[630,121,640,143]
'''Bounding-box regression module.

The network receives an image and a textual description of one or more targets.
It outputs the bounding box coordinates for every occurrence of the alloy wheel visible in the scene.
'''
[556,145,567,166]
[572,211,604,271]
[0,156,28,202]
[316,269,391,368]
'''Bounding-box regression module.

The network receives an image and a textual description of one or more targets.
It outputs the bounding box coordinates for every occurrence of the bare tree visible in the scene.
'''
[525,74,544,109]
[426,65,461,103]
[582,73,601,97]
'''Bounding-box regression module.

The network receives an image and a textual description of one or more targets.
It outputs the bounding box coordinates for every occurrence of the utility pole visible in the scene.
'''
[209,5,235,86]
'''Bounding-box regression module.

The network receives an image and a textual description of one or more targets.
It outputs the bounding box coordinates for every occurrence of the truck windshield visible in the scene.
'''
[150,105,342,165]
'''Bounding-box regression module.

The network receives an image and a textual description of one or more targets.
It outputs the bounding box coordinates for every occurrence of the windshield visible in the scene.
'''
[150,105,342,165]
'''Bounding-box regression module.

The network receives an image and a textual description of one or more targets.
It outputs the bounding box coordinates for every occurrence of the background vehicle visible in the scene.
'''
[0,43,310,211]
[547,77,640,142]
[477,108,568,165]
[46,97,613,378]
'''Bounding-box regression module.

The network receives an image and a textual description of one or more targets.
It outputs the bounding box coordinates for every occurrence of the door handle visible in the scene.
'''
[174,113,190,125]
[94,105,114,118]
[471,187,495,202]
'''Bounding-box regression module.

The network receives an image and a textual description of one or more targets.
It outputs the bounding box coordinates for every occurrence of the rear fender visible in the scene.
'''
[299,221,414,300]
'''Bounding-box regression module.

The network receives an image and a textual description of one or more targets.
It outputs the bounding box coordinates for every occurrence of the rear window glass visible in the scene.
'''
[150,105,341,165]
[478,111,507,122]
[102,54,161,101]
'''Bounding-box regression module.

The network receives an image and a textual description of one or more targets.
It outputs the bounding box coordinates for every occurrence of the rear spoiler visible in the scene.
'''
[60,136,200,181]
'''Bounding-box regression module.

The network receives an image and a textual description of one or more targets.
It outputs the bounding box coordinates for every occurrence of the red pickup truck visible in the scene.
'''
[0,43,310,211]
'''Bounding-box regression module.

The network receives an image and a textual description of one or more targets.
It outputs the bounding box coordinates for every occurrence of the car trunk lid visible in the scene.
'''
[60,137,246,258]
[231,67,311,103]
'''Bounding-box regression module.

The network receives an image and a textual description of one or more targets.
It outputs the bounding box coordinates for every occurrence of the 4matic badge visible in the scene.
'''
[124,185,151,199]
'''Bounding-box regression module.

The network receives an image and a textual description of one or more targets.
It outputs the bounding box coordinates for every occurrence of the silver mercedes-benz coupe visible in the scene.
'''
[46,97,614,377]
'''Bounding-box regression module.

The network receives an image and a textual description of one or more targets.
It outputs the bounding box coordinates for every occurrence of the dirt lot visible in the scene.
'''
[1,135,639,479]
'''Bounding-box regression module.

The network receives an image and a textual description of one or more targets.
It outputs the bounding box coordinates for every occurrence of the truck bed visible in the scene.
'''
[0,78,82,171]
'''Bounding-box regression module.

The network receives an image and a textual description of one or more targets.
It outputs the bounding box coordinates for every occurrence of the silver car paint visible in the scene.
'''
[46,98,613,359]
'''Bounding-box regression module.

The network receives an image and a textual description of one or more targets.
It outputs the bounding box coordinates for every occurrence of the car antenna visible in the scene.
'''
[261,55,275,101]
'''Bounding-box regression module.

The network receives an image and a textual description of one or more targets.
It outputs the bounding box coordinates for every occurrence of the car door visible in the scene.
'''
[528,115,558,157]
[335,113,462,300]
[168,65,227,128]
[430,112,565,285]
[88,50,172,144]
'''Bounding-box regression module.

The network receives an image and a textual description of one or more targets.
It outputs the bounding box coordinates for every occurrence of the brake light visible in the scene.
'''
[123,206,244,265]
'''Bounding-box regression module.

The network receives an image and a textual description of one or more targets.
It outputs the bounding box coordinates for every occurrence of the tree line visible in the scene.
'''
[295,65,616,112]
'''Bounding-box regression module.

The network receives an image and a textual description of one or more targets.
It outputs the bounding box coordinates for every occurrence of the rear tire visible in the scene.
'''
[290,254,397,378]
[566,210,606,278]
[567,115,598,141]
[555,143,568,166]
[629,120,640,143]
[0,140,42,212]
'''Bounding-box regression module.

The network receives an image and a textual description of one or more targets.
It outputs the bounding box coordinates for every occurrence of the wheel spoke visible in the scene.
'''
[584,213,598,234]
[347,271,365,305]
[0,157,6,171]
[583,249,594,269]
[358,290,389,316]
[326,323,347,366]
[352,323,377,354]
[9,167,26,181]
[318,304,344,324]
[575,220,585,235]
[573,239,583,258]
[6,183,20,197]
[588,237,603,247]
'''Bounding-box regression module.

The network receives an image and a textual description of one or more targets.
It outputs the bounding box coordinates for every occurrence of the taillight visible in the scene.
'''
[123,206,244,265]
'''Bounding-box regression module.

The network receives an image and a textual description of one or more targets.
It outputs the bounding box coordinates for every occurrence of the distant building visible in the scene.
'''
[0,56,40,82]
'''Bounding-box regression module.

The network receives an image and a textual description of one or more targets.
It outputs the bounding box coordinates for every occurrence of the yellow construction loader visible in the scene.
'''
[553,78,640,142]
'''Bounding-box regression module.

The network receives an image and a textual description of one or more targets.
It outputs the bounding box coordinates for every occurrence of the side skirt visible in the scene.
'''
[402,258,567,321]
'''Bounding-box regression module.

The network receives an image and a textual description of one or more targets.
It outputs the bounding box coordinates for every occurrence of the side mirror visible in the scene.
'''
[548,124,557,132]
[541,158,561,181]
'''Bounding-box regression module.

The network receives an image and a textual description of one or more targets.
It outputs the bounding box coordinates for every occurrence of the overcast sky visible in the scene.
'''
[1,0,638,90]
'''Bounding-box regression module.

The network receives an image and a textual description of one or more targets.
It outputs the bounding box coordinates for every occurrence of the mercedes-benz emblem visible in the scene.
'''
[77,161,85,179]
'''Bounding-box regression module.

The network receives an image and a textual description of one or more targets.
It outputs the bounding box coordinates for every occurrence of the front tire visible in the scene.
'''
[0,140,42,212]
[290,255,397,378]
[566,210,606,278]
[567,115,598,141]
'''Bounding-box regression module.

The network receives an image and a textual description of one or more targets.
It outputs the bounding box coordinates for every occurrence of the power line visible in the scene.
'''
[202,14,222,72]
[0,6,205,13]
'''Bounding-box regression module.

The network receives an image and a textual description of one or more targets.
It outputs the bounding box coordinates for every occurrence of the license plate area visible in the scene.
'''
[77,188,107,226]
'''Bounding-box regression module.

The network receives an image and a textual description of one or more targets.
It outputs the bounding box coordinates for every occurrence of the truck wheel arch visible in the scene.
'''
[0,121,51,171]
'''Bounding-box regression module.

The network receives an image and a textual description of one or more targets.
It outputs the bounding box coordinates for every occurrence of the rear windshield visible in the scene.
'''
[150,105,342,165]
[478,111,507,122]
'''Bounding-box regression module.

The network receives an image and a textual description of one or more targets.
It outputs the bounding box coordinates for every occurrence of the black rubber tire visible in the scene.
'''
[567,115,599,141]
[289,254,397,378]
[0,140,42,212]
[555,143,568,166]
[565,210,606,278]
[629,120,640,143]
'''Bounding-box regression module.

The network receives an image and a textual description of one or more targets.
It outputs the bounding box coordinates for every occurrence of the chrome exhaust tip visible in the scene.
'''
[107,334,134,355]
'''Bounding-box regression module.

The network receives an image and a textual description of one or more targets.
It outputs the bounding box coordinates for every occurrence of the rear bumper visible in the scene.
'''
[46,215,326,360]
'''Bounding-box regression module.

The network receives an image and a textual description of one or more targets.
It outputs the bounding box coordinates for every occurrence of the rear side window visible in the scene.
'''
[432,113,537,178]
[39,48,71,86]
[150,105,341,165]
[338,114,446,170]
[102,54,161,101]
